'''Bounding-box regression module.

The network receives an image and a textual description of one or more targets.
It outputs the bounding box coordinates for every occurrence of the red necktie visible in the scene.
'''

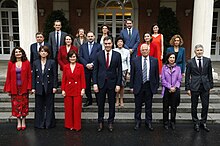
[106,53,109,68]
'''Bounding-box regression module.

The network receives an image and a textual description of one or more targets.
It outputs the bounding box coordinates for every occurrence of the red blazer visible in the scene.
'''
[137,42,158,58]
[58,45,78,71]
[61,63,86,96]
[4,60,32,94]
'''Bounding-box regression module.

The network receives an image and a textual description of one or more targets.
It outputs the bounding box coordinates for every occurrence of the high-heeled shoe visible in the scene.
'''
[17,126,22,131]
[21,126,26,131]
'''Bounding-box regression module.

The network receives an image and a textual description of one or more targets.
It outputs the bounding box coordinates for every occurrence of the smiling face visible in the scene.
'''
[36,34,44,43]
[194,47,204,58]
[39,49,48,58]
[15,49,22,59]
[54,21,62,31]
[153,25,159,33]
[69,53,77,64]
[65,36,72,46]
[140,44,150,57]
[168,54,176,65]
[104,39,113,52]
[117,39,124,48]
[144,33,151,43]
[102,26,109,34]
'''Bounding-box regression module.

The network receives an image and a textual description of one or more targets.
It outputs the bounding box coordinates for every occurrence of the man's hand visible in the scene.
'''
[93,84,99,93]
[115,86,120,93]
[86,63,93,70]
[53,88,57,93]
[129,49,133,54]
[187,90,191,96]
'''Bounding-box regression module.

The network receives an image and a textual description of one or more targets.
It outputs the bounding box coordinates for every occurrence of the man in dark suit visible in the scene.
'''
[120,18,140,60]
[185,44,213,132]
[48,20,67,60]
[79,31,102,107]
[130,44,159,131]
[93,36,122,132]
[30,32,50,68]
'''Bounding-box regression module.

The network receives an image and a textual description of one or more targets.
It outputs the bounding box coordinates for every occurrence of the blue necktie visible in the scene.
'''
[142,58,147,83]
[89,43,93,55]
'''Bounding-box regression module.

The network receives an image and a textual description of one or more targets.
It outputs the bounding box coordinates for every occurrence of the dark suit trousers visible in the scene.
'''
[191,83,210,124]
[85,69,96,103]
[34,88,56,129]
[134,82,153,125]
[97,81,116,124]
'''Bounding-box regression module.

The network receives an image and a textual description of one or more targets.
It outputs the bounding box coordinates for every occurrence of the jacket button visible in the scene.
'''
[69,82,71,84]
[47,75,49,77]
[37,76,39,78]
[75,82,77,84]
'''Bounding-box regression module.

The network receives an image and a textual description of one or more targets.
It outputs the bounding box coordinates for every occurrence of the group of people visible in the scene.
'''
[4,18,213,133]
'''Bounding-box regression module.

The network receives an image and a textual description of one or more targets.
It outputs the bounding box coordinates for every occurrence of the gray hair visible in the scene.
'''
[194,44,204,50]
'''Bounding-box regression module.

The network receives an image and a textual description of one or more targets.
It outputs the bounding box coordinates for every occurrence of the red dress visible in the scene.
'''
[58,45,78,71]
[61,63,86,130]
[152,34,163,74]
[137,42,158,58]
[4,60,32,118]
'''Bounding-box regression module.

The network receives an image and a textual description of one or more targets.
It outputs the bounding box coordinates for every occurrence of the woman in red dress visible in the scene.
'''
[58,34,78,71]
[151,24,164,74]
[61,50,86,131]
[137,32,158,58]
[4,47,32,131]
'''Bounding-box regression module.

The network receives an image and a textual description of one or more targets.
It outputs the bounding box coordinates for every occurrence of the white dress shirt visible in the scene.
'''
[195,56,203,68]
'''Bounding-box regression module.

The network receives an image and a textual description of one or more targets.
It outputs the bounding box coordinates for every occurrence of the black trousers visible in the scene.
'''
[97,82,116,124]
[191,84,210,124]
[34,88,55,129]
[85,69,97,103]
[134,82,153,125]
[163,88,180,125]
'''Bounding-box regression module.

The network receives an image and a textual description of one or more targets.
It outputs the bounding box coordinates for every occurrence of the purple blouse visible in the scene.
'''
[161,64,182,97]
[16,67,22,86]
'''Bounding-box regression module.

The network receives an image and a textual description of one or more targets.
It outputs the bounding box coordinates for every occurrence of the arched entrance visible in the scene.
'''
[91,0,138,42]
[0,0,19,60]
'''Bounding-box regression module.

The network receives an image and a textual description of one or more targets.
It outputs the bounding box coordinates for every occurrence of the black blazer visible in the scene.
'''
[93,50,122,89]
[185,57,213,91]
[32,59,58,95]
[30,42,50,67]
[79,42,102,67]
[130,56,159,94]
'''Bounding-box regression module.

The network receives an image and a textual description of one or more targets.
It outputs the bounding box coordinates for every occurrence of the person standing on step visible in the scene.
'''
[185,44,213,132]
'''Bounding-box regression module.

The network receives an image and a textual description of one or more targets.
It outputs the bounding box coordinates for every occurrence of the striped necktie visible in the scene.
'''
[142,58,147,83]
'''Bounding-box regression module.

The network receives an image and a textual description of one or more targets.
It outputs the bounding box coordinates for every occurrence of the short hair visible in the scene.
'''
[125,18,133,23]
[165,52,176,64]
[115,36,125,48]
[35,32,44,37]
[10,46,28,63]
[87,31,95,36]
[67,50,79,62]
[54,20,61,24]
[100,24,110,35]
[194,44,204,50]
[103,36,113,43]
[151,23,161,34]
[64,34,74,45]
[169,35,184,46]
[38,45,51,59]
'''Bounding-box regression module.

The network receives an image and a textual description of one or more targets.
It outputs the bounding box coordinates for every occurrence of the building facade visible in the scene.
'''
[0,0,219,61]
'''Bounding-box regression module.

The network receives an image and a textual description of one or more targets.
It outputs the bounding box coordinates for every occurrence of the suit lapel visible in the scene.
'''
[192,57,200,72]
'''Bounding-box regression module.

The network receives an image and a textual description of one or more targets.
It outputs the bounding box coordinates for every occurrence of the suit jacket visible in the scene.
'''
[130,56,159,94]
[58,45,78,71]
[61,63,86,96]
[79,42,102,67]
[166,47,186,73]
[120,28,140,55]
[48,31,67,59]
[32,59,57,95]
[185,57,213,91]
[93,50,122,89]
[30,42,50,67]
[4,60,32,94]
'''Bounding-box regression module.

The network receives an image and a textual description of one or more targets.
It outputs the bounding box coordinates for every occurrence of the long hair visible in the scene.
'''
[10,46,28,63]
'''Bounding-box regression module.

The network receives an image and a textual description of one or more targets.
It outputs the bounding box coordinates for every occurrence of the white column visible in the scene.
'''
[18,0,38,60]
[191,0,214,58]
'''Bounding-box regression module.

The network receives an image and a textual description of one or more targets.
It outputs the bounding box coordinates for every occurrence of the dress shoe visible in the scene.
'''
[164,125,169,130]
[171,122,175,130]
[17,126,22,131]
[147,123,154,131]
[83,101,92,107]
[97,123,103,132]
[134,123,140,131]
[201,123,210,132]
[21,126,26,131]
[108,124,113,132]
[194,124,200,132]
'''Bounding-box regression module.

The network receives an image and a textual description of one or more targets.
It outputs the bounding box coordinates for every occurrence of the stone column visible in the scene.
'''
[18,0,38,60]
[191,0,214,58]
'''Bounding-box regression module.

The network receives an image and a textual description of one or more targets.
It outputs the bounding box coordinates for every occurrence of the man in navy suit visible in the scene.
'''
[79,31,102,107]
[48,20,67,60]
[30,32,50,68]
[120,18,140,60]
[185,44,213,132]
[93,36,122,132]
[130,44,159,131]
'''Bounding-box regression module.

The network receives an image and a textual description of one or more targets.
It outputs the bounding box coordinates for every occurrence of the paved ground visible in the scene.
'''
[0,121,220,146]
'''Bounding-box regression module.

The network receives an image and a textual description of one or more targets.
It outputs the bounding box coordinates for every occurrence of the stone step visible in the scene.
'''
[1,112,220,124]
[0,93,219,103]
[0,102,220,113]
